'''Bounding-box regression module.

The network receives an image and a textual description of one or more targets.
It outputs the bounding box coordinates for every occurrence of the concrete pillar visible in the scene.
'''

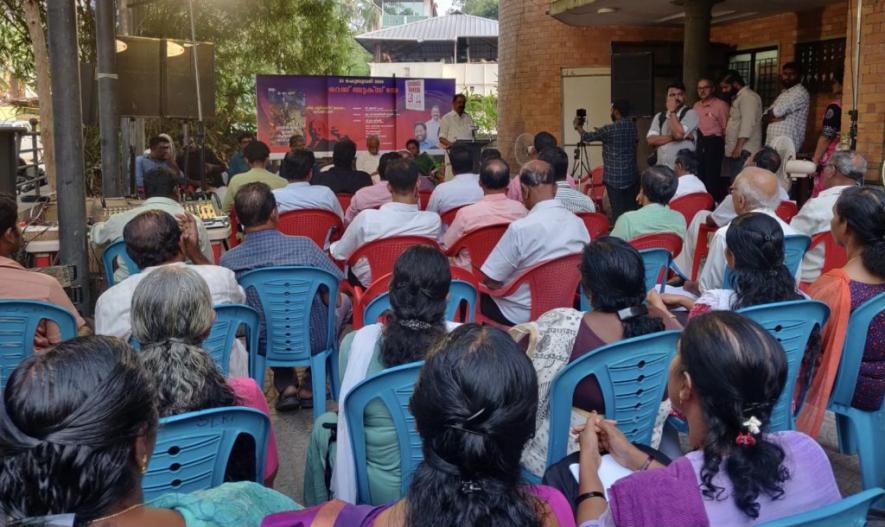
[682,0,715,104]
[96,0,123,197]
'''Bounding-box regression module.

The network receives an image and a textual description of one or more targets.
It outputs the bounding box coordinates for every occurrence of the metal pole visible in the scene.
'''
[849,0,862,151]
[187,0,206,190]
[46,1,90,311]
[96,0,122,196]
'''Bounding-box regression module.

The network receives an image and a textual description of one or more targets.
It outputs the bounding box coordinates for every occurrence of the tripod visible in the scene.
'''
[570,141,594,188]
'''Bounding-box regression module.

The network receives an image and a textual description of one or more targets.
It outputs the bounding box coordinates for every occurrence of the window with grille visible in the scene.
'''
[796,38,846,93]
[728,48,779,108]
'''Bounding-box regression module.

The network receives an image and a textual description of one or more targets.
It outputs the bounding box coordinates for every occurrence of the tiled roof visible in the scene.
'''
[356,13,498,42]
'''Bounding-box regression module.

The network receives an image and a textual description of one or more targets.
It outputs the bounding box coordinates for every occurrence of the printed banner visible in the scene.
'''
[256,75,455,155]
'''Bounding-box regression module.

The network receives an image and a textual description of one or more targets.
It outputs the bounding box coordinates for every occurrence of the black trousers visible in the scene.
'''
[480,293,516,326]
[696,134,726,202]
[606,183,639,224]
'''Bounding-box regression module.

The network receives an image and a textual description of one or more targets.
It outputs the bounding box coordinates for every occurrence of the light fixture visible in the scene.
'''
[166,41,185,57]
[115,39,127,53]
[597,7,618,14]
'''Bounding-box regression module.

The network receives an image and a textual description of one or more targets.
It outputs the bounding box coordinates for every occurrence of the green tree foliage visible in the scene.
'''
[456,0,498,19]
[465,90,497,136]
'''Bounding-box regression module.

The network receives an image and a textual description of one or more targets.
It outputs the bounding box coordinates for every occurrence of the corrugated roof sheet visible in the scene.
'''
[356,13,498,42]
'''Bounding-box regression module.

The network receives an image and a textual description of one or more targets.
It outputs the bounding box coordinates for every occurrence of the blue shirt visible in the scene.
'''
[134,155,177,188]
[219,229,343,354]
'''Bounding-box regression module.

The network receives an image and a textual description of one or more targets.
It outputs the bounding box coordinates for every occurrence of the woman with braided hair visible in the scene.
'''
[574,311,840,526]
[0,336,297,526]
[303,245,457,506]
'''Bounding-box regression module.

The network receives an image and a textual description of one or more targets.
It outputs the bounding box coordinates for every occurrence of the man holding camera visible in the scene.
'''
[573,99,638,222]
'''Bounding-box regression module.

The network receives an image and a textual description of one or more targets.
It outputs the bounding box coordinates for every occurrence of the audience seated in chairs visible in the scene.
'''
[510,237,680,476]
[94,210,246,367]
[0,193,91,347]
[222,140,286,214]
[610,165,686,242]
[480,160,590,326]
[0,336,297,526]
[130,265,279,485]
[650,213,803,318]
[543,146,596,213]
[791,151,866,284]
[697,167,800,294]
[344,151,402,224]
[303,246,455,506]
[330,157,441,288]
[426,142,483,214]
[671,149,708,200]
[272,149,343,219]
[677,146,786,276]
[573,311,840,526]
[507,131,577,202]
[800,186,885,435]
[219,182,346,412]
[269,324,575,526]
[441,157,527,256]
[310,139,373,195]
[91,168,214,281]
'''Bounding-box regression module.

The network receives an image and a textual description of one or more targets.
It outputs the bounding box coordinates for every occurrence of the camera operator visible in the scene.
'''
[573,99,639,222]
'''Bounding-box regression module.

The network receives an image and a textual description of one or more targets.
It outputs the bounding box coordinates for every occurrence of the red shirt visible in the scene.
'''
[693,97,730,137]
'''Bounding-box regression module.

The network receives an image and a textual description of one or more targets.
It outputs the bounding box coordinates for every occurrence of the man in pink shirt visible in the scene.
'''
[506,131,577,201]
[344,151,402,224]
[692,77,730,201]
[443,158,527,263]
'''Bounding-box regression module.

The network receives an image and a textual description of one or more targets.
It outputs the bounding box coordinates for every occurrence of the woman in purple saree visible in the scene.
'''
[263,324,575,527]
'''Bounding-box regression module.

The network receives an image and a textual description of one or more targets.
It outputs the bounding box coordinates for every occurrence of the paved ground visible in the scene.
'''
[265,388,884,524]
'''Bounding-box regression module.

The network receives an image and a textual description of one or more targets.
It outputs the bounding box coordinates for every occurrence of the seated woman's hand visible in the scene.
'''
[596,419,644,471]
[574,412,604,471]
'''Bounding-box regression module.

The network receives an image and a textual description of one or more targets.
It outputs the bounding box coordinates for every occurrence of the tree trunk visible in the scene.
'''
[21,0,55,191]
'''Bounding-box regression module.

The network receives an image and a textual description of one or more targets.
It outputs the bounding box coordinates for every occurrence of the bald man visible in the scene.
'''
[698,167,801,292]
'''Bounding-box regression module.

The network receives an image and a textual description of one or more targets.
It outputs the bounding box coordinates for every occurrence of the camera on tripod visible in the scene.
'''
[575,108,587,127]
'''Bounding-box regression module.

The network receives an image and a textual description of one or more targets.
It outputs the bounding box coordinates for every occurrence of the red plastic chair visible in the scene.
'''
[336,193,353,212]
[343,235,440,288]
[440,206,465,227]
[276,209,344,248]
[776,200,799,223]
[444,223,509,274]
[582,166,606,211]
[628,232,683,258]
[477,253,583,326]
[691,222,717,281]
[350,272,394,329]
[670,192,714,226]
[576,212,610,239]
[800,231,848,290]
[227,209,240,248]
[418,191,432,210]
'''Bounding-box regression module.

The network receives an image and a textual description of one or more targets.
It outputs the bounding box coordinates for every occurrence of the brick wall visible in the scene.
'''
[840,0,884,182]
[497,0,681,165]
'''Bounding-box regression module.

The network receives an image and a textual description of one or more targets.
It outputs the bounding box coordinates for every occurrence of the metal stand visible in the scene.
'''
[570,141,593,182]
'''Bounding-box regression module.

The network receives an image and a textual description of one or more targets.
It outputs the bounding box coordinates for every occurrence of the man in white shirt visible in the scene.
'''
[330,157,441,287]
[647,81,699,170]
[671,149,708,201]
[424,105,441,148]
[439,93,475,180]
[355,135,382,178]
[94,210,247,372]
[480,160,590,325]
[792,151,865,283]
[273,149,344,218]
[427,142,483,214]
[764,62,810,152]
[698,167,800,293]
[541,146,595,213]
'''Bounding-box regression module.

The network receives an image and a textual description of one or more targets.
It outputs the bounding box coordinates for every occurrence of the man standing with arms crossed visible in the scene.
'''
[693,77,730,201]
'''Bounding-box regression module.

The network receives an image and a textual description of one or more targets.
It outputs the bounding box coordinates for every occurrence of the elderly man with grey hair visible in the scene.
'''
[479,160,590,325]
[356,134,382,178]
[793,150,867,282]
[698,166,802,293]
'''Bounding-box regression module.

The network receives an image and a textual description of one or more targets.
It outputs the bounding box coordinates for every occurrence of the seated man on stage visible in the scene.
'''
[273,149,344,218]
[0,193,91,347]
[480,160,589,325]
[330,157,441,287]
[426,143,483,215]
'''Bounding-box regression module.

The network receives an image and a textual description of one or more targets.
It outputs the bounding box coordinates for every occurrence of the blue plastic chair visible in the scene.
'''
[0,300,77,390]
[344,361,424,505]
[201,304,260,377]
[723,234,811,288]
[638,248,671,293]
[827,292,885,505]
[101,240,141,287]
[736,299,830,431]
[757,487,885,526]
[238,266,340,420]
[363,279,478,326]
[545,330,681,471]
[142,406,269,501]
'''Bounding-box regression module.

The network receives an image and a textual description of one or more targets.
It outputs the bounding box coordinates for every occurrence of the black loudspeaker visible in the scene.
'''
[0,127,24,194]
[115,36,215,119]
[611,52,655,117]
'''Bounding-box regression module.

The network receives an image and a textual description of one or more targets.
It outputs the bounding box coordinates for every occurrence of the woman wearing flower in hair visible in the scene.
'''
[303,246,459,505]
[574,311,840,526]
[511,237,681,478]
